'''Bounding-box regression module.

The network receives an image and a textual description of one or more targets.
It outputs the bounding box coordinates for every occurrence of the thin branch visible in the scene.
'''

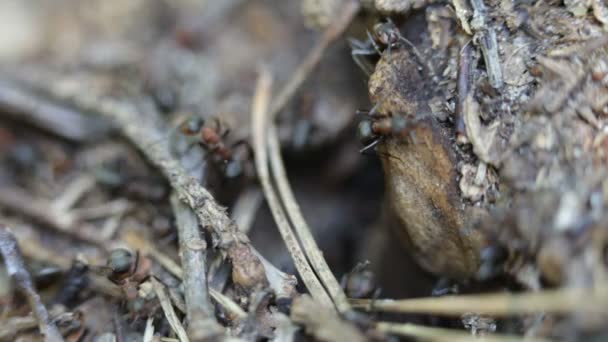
[0,80,113,142]
[51,175,96,213]
[13,233,123,298]
[267,0,360,122]
[267,125,350,313]
[0,308,70,341]
[252,68,333,308]
[350,287,608,316]
[151,277,190,342]
[0,225,64,342]
[375,322,550,342]
[0,186,104,246]
[170,194,224,340]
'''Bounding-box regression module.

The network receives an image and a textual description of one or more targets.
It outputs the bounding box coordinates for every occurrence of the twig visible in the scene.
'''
[51,175,96,213]
[0,186,104,245]
[0,225,64,342]
[110,99,245,249]
[267,125,350,313]
[70,199,132,221]
[456,41,472,143]
[170,194,224,340]
[0,80,113,141]
[350,287,608,316]
[0,315,43,340]
[0,307,69,341]
[252,68,333,308]
[267,0,360,121]
[470,0,503,89]
[13,234,123,298]
[291,295,365,342]
[122,231,247,320]
[375,322,550,342]
[151,277,190,342]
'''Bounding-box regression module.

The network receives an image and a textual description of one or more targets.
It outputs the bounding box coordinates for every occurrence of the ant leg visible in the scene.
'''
[210,117,232,139]
[367,30,382,55]
[348,37,371,50]
[231,139,255,161]
[221,127,231,139]
[351,49,376,76]
[356,98,389,118]
[359,138,381,154]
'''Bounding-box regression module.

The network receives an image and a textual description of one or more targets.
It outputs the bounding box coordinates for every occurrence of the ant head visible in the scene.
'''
[357,120,376,145]
[181,117,204,135]
[224,159,243,179]
[373,20,400,46]
[107,248,134,274]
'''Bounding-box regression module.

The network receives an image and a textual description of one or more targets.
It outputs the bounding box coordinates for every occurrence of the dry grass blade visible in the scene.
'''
[267,0,360,121]
[375,322,550,342]
[351,287,608,316]
[267,125,350,313]
[0,225,64,342]
[252,68,334,308]
[151,277,190,342]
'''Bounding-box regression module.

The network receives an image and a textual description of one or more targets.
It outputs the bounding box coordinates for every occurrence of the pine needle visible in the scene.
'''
[351,287,608,316]
[267,125,350,313]
[251,68,334,308]
[376,322,550,342]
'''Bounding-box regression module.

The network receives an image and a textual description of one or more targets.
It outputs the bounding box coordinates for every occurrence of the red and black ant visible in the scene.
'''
[89,248,151,300]
[356,103,423,154]
[179,117,250,178]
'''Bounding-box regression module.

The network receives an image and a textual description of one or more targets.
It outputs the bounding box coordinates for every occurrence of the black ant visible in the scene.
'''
[179,117,249,178]
[350,18,430,76]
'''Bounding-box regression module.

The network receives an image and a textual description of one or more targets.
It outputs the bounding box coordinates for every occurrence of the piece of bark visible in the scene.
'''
[368,49,484,279]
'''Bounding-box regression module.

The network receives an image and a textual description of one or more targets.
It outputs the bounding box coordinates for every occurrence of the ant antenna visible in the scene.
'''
[357,96,390,118]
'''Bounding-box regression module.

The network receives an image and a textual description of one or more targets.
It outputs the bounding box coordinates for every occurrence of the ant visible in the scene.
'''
[356,104,422,154]
[350,18,430,76]
[179,117,249,178]
[90,248,151,300]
